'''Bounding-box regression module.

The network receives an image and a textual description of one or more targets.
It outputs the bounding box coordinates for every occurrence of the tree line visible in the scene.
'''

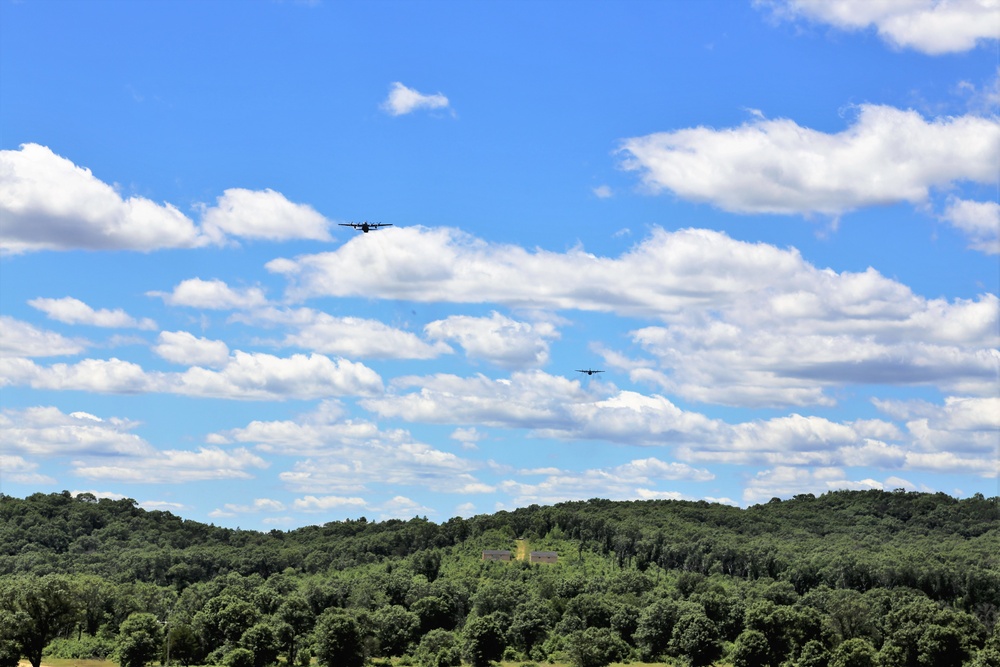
[0,489,997,666]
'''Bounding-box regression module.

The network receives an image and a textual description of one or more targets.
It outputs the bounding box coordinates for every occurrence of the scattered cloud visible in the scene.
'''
[0,455,57,485]
[0,145,335,254]
[0,350,384,400]
[941,198,1000,254]
[0,316,88,357]
[215,403,492,495]
[498,456,714,506]
[0,406,155,457]
[148,278,268,309]
[619,105,999,216]
[0,144,205,253]
[425,311,560,369]
[271,226,999,406]
[380,82,452,116]
[239,307,453,359]
[153,331,231,368]
[28,296,157,330]
[756,0,1000,55]
[742,466,922,504]
[74,446,268,483]
[199,188,332,243]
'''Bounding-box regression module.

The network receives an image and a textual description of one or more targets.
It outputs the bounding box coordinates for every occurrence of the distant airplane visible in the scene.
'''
[339,221,392,233]
[576,369,604,376]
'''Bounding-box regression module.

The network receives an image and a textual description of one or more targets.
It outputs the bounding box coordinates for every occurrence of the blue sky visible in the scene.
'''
[1,0,998,530]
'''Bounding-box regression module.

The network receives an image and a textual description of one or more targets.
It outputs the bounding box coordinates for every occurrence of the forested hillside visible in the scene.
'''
[1,490,998,667]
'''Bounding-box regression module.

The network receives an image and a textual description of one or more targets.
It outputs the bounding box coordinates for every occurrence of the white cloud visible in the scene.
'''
[425,311,559,369]
[377,495,436,519]
[942,198,1000,254]
[200,188,332,243]
[292,495,367,512]
[0,405,155,457]
[0,454,57,484]
[742,466,921,504]
[149,278,268,309]
[0,143,205,253]
[0,145,335,253]
[757,0,1000,55]
[593,185,613,198]
[0,350,384,400]
[380,82,451,116]
[498,456,714,506]
[241,307,452,359]
[215,498,289,514]
[0,316,87,357]
[619,105,999,216]
[451,426,486,449]
[332,227,996,407]
[29,296,157,330]
[216,403,491,494]
[74,446,268,483]
[153,331,231,368]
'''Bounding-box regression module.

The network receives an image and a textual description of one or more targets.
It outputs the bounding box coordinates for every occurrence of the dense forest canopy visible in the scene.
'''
[1,490,998,667]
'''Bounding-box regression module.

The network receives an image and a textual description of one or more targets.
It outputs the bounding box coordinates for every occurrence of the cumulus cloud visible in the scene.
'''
[29,296,157,330]
[0,144,334,253]
[498,456,714,506]
[619,105,999,216]
[757,0,1000,55]
[0,350,384,400]
[211,498,289,517]
[0,406,155,457]
[942,198,1000,254]
[380,82,451,116]
[74,446,268,483]
[239,307,452,359]
[215,403,491,494]
[377,495,436,519]
[153,331,231,367]
[361,368,999,480]
[742,466,921,504]
[0,316,87,357]
[424,311,560,369]
[0,144,205,253]
[0,454,57,484]
[271,226,999,406]
[199,188,332,243]
[148,278,268,309]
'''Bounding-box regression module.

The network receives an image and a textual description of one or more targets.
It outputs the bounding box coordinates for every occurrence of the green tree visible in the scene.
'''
[165,624,202,667]
[313,609,364,667]
[462,614,506,667]
[275,595,314,666]
[114,613,163,667]
[829,638,877,667]
[371,605,418,657]
[509,597,554,658]
[670,610,722,666]
[566,627,628,667]
[0,575,79,667]
[239,623,280,667]
[797,639,831,667]
[732,629,771,667]
[415,629,462,667]
[634,598,681,661]
[222,648,254,667]
[0,609,25,667]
